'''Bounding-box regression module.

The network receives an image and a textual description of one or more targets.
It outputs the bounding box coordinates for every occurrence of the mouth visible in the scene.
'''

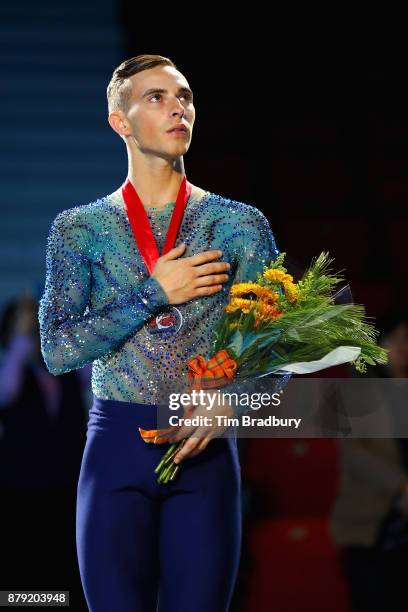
[167,128,189,136]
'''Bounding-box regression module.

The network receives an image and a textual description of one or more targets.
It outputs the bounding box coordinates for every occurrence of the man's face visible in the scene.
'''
[121,65,195,159]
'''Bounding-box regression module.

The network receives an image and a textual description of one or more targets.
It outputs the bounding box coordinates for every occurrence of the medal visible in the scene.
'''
[121,175,192,335]
[145,304,184,335]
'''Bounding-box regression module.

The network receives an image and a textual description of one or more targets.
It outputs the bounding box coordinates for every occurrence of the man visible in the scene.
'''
[39,54,285,612]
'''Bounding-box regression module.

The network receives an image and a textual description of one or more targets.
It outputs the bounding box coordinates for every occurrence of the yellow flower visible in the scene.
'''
[263,268,294,284]
[226,274,294,321]
[253,302,283,326]
[258,302,282,318]
[230,282,279,303]
[225,297,254,314]
[261,267,301,304]
[283,281,300,303]
[230,282,259,295]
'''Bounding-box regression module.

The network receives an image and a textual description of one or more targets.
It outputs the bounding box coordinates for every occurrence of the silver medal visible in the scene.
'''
[145,305,183,336]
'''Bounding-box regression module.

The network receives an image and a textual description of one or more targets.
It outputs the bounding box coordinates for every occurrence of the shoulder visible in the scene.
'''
[204,190,269,225]
[49,191,118,238]
[47,194,112,253]
[51,194,111,229]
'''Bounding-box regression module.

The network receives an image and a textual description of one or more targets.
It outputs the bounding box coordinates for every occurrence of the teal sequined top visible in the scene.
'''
[38,184,290,407]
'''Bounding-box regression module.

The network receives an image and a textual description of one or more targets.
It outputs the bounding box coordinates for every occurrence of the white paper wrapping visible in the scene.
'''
[274,345,362,374]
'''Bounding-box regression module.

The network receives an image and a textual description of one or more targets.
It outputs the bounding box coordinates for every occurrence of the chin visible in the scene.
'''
[168,144,191,157]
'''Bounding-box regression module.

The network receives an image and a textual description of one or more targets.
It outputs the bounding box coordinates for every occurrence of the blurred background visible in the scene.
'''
[1,2,407,611]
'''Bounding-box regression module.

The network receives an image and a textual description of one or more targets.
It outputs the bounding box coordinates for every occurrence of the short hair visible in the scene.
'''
[107,54,178,115]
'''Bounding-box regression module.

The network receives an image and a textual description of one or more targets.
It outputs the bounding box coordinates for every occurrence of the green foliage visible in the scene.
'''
[211,251,389,376]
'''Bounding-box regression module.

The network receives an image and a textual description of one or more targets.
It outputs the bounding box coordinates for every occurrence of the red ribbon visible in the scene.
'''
[121,175,192,274]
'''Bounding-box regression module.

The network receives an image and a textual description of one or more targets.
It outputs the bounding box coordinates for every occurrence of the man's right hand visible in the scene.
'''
[151,243,231,305]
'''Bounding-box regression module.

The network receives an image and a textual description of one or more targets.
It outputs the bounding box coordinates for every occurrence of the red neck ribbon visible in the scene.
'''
[121,175,192,275]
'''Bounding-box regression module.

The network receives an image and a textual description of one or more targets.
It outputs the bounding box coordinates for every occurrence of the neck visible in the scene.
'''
[126,145,186,208]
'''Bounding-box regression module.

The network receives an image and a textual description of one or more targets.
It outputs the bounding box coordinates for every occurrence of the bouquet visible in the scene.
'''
[139,252,389,483]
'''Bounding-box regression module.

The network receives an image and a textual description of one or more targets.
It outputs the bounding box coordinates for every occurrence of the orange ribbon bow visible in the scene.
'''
[138,426,178,445]
[138,348,238,445]
[187,348,238,390]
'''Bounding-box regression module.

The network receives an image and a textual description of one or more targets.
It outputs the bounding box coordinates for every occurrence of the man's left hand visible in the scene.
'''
[154,390,235,463]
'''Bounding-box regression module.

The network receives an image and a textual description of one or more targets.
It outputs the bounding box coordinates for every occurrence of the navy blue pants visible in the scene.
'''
[76,395,242,612]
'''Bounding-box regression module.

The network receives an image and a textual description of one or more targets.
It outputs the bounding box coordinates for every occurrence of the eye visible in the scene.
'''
[148,93,193,103]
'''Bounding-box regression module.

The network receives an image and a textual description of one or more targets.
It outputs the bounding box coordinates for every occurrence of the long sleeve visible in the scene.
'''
[232,206,279,283]
[223,206,292,416]
[38,210,169,376]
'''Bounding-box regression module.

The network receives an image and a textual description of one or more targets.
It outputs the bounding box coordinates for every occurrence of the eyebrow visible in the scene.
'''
[141,86,194,99]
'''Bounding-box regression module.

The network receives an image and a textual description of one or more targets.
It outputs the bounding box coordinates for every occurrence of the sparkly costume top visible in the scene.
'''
[38,184,291,407]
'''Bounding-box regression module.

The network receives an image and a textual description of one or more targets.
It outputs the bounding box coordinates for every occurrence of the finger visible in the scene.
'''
[173,437,201,464]
[159,243,186,261]
[194,261,231,277]
[195,273,229,287]
[153,425,180,442]
[154,432,179,444]
[161,404,205,442]
[174,426,209,445]
[188,436,212,458]
[161,426,190,444]
[186,249,223,267]
[172,425,200,443]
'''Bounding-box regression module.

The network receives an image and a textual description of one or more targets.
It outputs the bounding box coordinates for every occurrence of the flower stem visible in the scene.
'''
[154,442,179,474]
[155,439,186,484]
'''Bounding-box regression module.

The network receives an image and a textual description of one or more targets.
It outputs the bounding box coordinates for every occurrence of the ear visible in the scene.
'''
[108,111,130,138]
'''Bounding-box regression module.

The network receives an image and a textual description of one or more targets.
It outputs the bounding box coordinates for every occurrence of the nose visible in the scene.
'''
[171,96,185,116]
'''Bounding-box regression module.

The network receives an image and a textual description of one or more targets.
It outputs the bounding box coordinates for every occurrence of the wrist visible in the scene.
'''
[137,276,169,313]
